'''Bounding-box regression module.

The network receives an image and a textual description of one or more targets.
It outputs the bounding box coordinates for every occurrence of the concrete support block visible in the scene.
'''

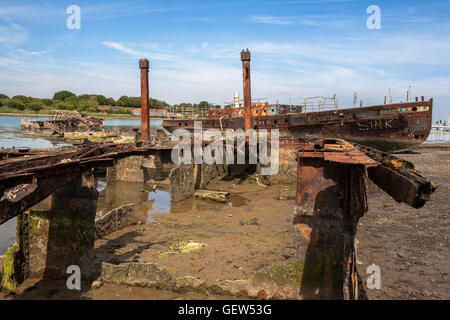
[107,156,145,183]
[262,143,297,185]
[107,153,175,184]
[14,172,98,282]
[169,164,195,203]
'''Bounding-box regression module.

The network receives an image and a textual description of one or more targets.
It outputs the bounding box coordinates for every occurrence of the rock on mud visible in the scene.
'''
[95,203,136,239]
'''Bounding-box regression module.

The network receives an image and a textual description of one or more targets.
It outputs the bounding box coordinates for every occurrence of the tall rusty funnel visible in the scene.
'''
[139,58,150,143]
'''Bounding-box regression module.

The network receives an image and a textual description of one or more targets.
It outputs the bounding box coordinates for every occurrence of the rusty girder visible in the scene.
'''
[0,142,169,225]
[295,139,377,299]
[294,138,436,299]
[352,143,437,208]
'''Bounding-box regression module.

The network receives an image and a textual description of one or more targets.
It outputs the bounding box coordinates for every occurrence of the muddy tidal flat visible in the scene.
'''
[358,143,450,300]
[3,143,449,300]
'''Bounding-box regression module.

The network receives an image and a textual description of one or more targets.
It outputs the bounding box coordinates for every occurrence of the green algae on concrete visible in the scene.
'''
[157,240,207,258]
[301,254,343,295]
[1,243,20,294]
[12,174,98,281]
[252,256,342,293]
[253,260,305,286]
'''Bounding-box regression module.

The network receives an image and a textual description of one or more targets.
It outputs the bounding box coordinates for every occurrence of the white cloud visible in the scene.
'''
[101,41,144,57]
[1,32,449,119]
[250,15,299,25]
[14,48,49,56]
[102,41,174,61]
[0,22,27,46]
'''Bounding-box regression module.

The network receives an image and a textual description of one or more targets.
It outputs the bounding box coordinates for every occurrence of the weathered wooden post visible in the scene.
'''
[294,139,377,299]
[241,49,251,132]
[140,58,150,143]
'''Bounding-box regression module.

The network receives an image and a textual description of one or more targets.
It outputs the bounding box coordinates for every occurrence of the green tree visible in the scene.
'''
[88,95,99,105]
[118,108,132,114]
[78,94,104,105]
[106,97,116,106]
[7,100,25,110]
[198,101,209,109]
[0,94,9,99]
[27,102,44,112]
[149,98,166,109]
[78,94,90,100]
[116,95,128,107]
[13,95,33,103]
[94,95,108,105]
[53,90,76,101]
[40,98,53,106]
[54,102,67,110]
[87,106,99,113]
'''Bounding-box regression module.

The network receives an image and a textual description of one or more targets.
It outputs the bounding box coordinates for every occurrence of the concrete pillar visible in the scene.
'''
[106,156,145,183]
[294,150,371,299]
[15,172,98,282]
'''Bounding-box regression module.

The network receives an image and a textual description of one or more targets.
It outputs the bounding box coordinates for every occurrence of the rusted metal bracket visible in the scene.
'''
[294,138,436,299]
[353,143,437,208]
[0,142,174,225]
[295,138,377,299]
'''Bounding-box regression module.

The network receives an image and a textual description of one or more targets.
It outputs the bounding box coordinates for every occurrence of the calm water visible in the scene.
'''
[0,115,162,254]
[0,116,163,149]
[95,178,172,225]
[425,130,450,143]
[0,116,68,149]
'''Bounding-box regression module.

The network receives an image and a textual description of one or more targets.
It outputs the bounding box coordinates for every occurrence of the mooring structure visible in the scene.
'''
[0,50,436,299]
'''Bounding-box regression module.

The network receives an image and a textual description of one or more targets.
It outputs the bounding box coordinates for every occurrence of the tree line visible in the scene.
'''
[0,90,217,116]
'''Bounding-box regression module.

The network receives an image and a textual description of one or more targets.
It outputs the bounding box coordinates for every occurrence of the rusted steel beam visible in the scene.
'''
[295,139,377,299]
[0,171,83,225]
[241,49,251,132]
[294,138,436,299]
[139,58,150,143]
[0,142,170,224]
[353,143,437,208]
[0,172,34,195]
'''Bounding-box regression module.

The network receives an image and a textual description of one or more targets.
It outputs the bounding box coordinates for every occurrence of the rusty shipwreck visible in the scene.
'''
[163,98,432,153]
[20,111,104,135]
[163,50,432,153]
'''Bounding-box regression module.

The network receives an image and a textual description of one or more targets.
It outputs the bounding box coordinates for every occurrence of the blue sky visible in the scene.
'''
[0,0,449,120]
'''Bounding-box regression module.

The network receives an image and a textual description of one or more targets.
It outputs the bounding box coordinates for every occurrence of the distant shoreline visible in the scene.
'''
[0,113,166,120]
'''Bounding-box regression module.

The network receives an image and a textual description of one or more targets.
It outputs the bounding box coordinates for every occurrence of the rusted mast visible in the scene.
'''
[241,49,251,132]
[139,58,150,143]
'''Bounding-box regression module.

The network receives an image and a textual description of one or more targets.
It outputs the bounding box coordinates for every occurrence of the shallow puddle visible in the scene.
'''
[94,177,248,225]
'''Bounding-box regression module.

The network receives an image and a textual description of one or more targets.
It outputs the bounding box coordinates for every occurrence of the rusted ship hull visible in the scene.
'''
[162,99,433,153]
